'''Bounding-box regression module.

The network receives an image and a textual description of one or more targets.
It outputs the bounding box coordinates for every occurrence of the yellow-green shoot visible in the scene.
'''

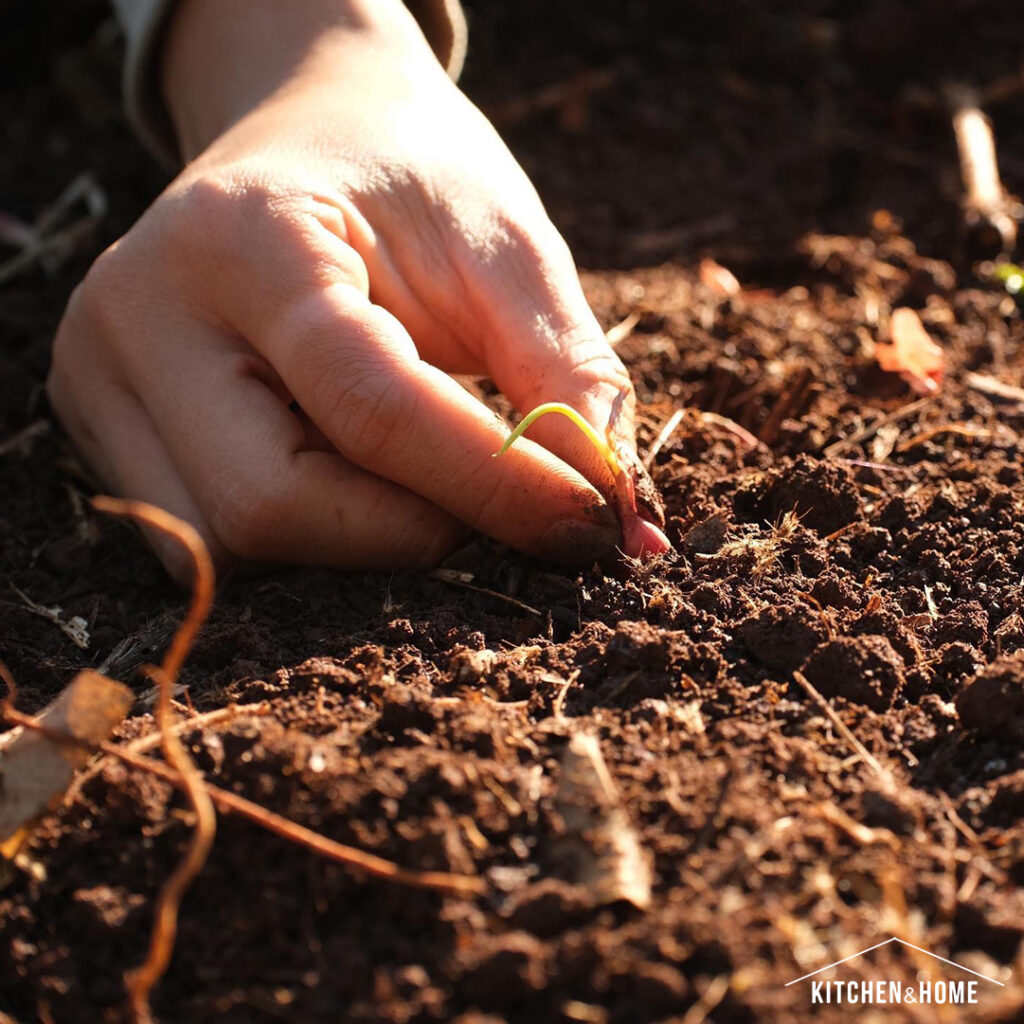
[494,402,621,476]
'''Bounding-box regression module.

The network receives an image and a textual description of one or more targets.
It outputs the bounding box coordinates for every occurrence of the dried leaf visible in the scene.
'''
[670,700,706,735]
[699,257,741,298]
[11,583,90,649]
[554,733,652,909]
[0,671,133,854]
[876,307,944,395]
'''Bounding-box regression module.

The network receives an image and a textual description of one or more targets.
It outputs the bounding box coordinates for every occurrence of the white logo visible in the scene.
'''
[786,937,1005,1006]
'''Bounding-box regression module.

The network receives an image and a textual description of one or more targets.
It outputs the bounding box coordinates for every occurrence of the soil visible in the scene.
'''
[3,2,1024,1022]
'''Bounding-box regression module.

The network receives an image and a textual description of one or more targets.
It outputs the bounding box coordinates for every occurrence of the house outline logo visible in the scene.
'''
[785,936,1005,1007]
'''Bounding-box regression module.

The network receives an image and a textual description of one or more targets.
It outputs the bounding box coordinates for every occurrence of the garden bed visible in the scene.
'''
[3,2,1024,1021]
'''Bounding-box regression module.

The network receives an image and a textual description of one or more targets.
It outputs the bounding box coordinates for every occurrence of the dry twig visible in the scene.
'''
[946,82,1019,255]
[697,410,764,450]
[792,671,892,785]
[9,583,90,650]
[430,568,542,617]
[0,174,107,285]
[964,370,1024,405]
[5,710,485,898]
[643,408,685,468]
[123,703,273,758]
[604,311,640,348]
[896,424,993,453]
[823,396,934,458]
[488,67,618,131]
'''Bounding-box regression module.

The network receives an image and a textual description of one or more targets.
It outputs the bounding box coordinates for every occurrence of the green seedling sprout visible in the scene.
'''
[493,393,671,560]
[493,401,622,476]
[992,261,1024,296]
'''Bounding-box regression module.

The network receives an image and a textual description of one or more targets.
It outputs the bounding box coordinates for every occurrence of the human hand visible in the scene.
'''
[48,0,669,580]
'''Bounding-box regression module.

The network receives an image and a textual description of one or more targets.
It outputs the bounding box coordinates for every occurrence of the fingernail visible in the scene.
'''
[622,517,672,559]
[539,515,621,564]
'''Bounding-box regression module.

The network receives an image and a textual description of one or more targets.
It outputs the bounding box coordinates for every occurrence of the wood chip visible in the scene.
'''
[554,733,652,909]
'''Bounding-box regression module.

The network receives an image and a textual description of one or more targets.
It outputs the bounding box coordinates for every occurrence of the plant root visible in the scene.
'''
[90,498,216,1024]
[125,667,216,1024]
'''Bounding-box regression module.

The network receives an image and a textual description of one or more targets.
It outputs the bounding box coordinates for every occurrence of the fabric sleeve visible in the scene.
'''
[110,0,468,167]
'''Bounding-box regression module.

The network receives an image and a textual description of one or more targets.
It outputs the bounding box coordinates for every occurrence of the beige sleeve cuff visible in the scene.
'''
[110,0,467,167]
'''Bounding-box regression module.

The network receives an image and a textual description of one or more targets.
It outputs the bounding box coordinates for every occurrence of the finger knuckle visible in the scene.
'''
[314,353,397,462]
[208,477,285,561]
[164,170,288,255]
[74,242,133,328]
[570,342,633,394]
[159,172,257,265]
[163,170,370,300]
[531,323,632,398]
[276,294,403,460]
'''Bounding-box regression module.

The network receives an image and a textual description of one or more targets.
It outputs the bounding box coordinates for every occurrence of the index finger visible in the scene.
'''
[258,283,621,563]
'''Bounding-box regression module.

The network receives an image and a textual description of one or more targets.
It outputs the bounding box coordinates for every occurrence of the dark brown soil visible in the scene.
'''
[4,2,1024,1022]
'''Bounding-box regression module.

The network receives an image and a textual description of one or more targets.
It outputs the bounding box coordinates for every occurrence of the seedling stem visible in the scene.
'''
[495,402,621,475]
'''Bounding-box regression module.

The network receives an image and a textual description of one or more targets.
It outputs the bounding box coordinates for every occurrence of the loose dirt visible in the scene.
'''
[4,2,1024,1021]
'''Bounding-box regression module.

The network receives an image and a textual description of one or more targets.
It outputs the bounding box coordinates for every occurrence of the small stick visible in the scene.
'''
[430,569,542,617]
[697,410,764,450]
[643,408,685,468]
[488,67,618,127]
[964,371,1024,405]
[896,424,993,453]
[552,669,580,721]
[823,396,933,458]
[816,800,897,848]
[605,311,640,348]
[758,366,815,445]
[836,458,909,474]
[66,701,270,808]
[123,702,273,758]
[679,974,731,1024]
[0,420,49,458]
[792,671,891,785]
[980,65,1024,106]
[9,583,90,650]
[946,82,1018,254]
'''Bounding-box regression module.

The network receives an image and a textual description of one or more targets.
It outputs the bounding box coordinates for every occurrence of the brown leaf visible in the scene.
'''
[699,257,741,298]
[876,307,944,394]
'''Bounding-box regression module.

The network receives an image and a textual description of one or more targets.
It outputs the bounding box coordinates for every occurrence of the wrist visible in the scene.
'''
[163,0,439,160]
